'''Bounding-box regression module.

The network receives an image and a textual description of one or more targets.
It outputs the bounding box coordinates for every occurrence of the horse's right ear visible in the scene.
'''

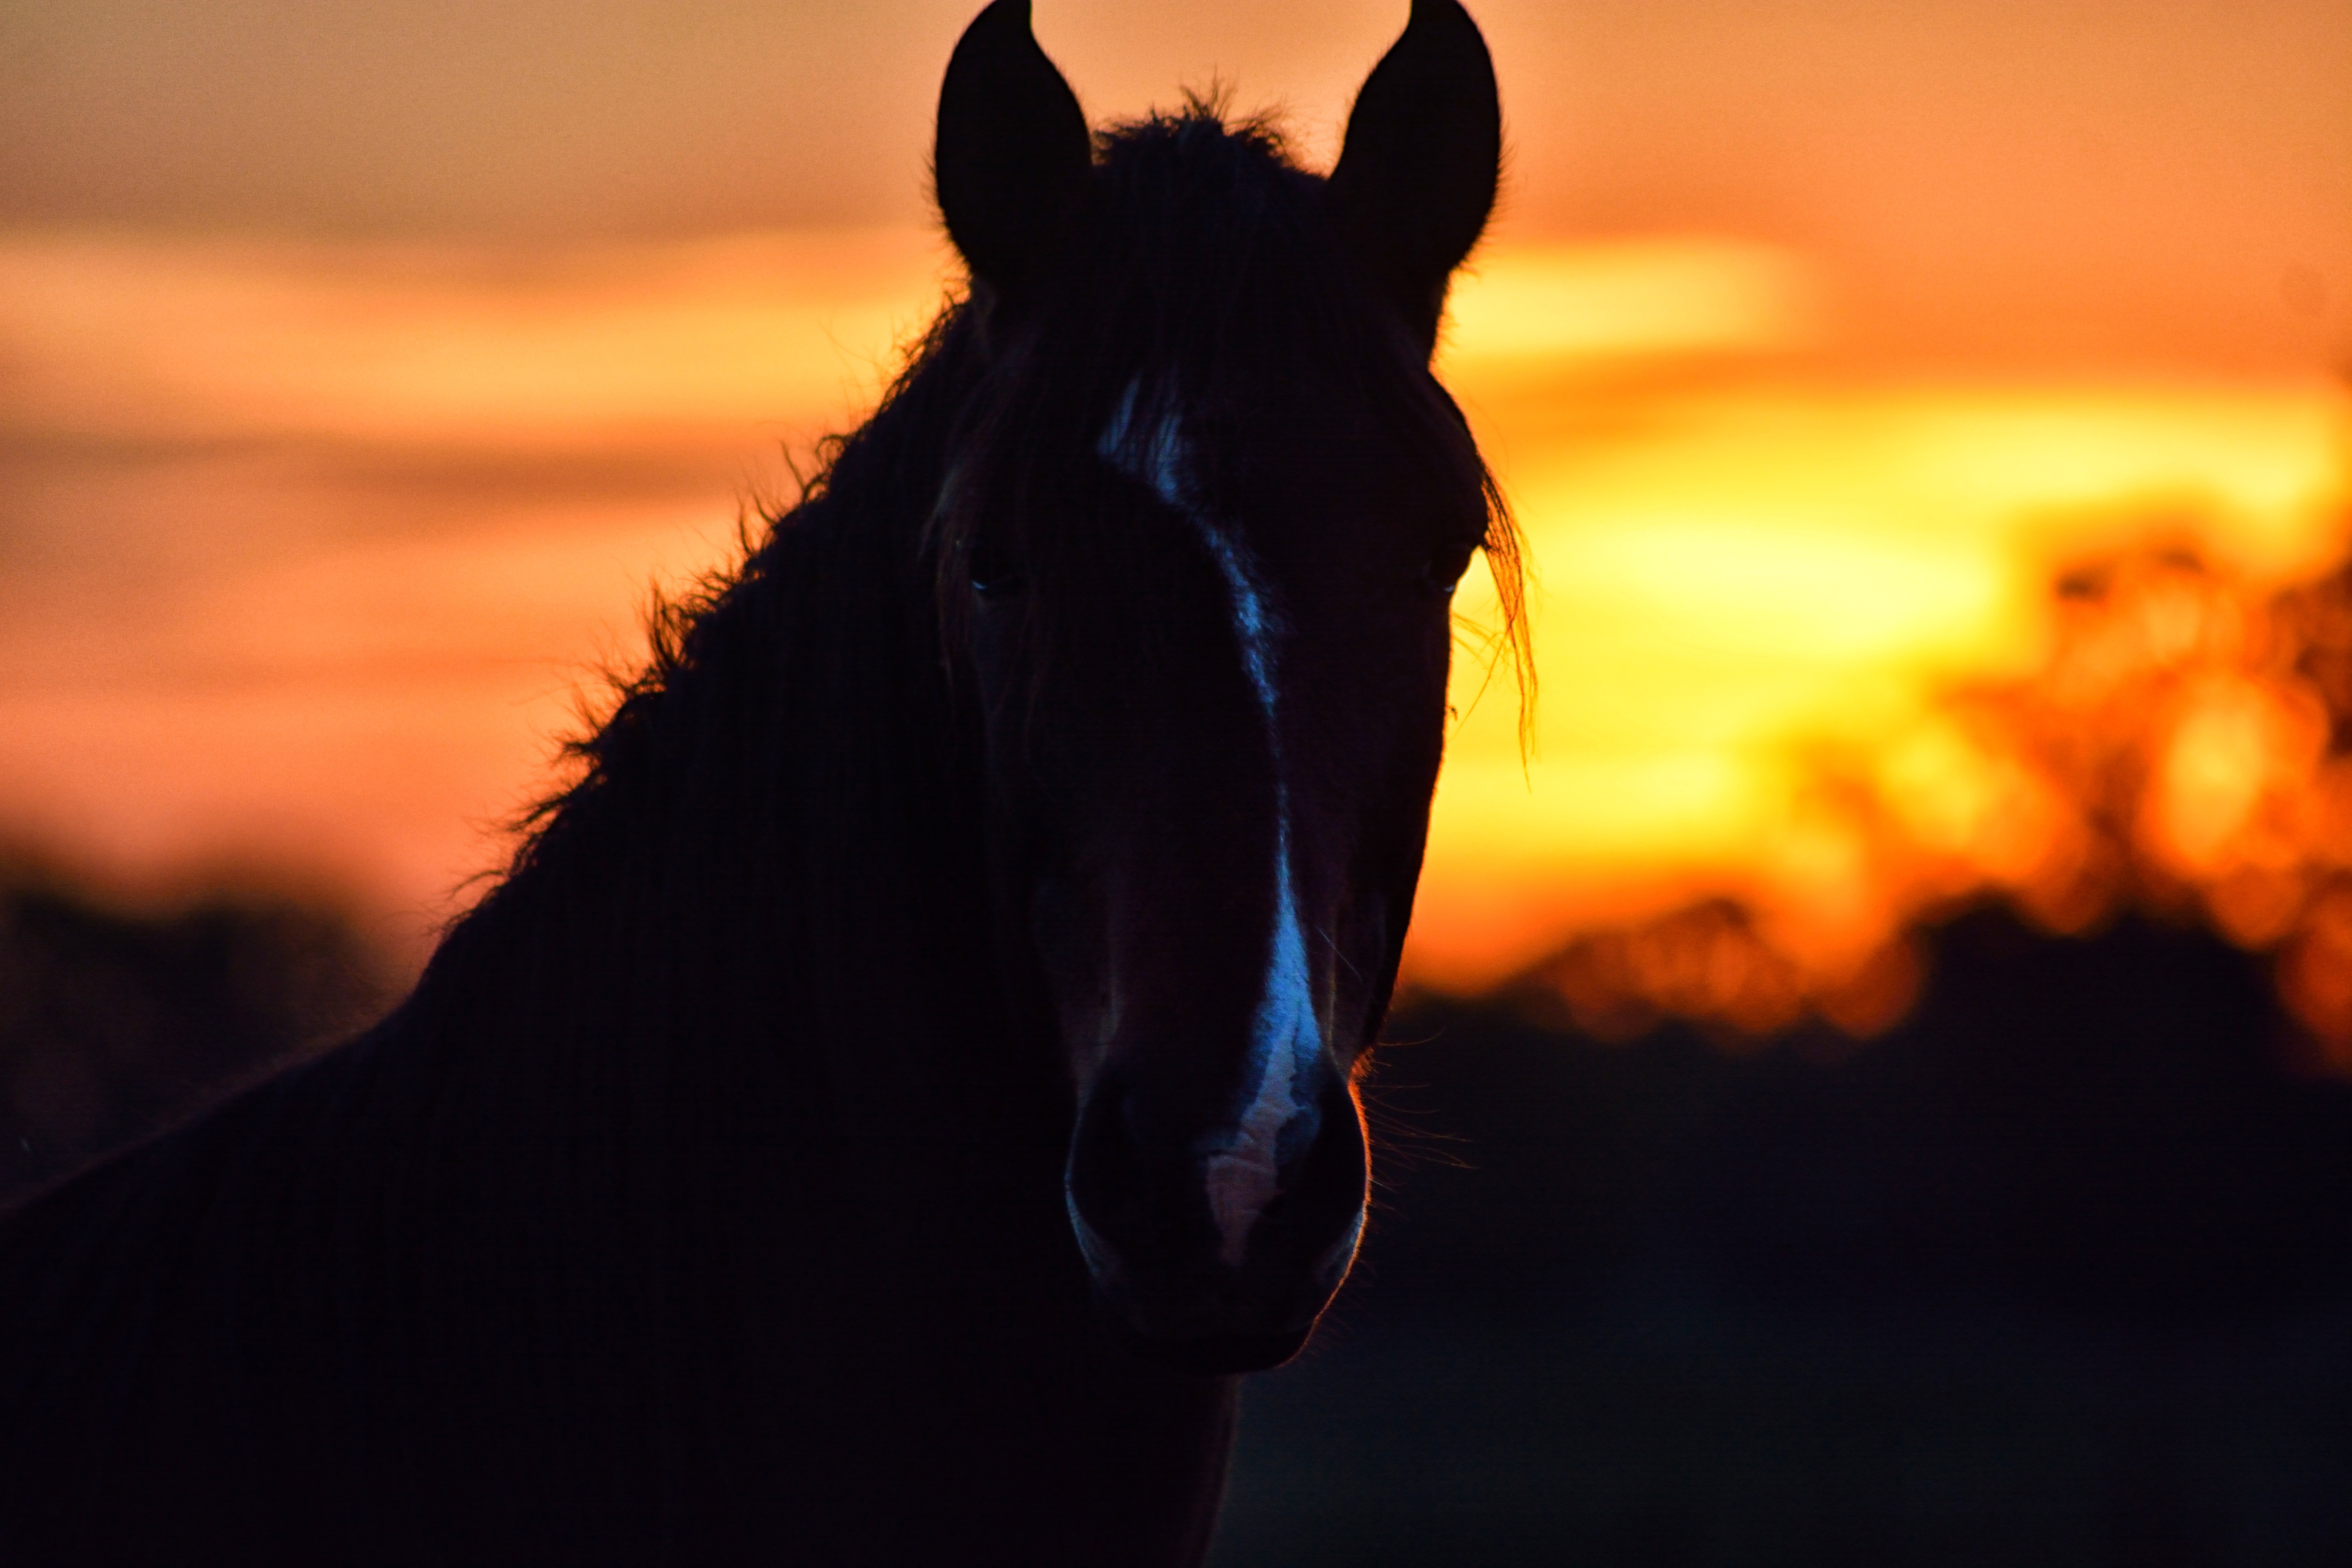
[1327,0,1502,356]
[935,0,1093,299]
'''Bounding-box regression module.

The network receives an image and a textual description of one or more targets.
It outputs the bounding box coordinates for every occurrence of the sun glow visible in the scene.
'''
[1420,371,2350,1000]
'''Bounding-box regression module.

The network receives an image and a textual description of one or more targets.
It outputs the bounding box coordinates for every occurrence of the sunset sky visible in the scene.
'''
[0,0,2346,1004]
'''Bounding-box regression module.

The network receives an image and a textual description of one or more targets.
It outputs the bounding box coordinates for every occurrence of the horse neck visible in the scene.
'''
[393,336,1043,1190]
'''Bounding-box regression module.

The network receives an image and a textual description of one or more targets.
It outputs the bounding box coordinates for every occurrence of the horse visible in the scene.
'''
[0,2,1519,1561]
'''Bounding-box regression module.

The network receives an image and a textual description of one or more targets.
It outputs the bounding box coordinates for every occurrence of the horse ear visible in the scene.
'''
[1327,0,1502,355]
[935,0,1093,298]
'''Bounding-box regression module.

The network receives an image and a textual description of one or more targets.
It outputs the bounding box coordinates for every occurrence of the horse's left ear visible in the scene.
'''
[1327,0,1502,355]
[935,0,1093,299]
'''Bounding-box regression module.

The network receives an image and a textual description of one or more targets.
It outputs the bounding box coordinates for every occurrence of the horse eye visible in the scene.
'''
[1425,538,1480,596]
[972,570,1028,600]
[968,541,1028,599]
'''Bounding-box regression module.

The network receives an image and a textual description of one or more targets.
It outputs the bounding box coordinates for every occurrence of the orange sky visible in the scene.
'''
[0,2,2346,1001]
[6,0,2345,368]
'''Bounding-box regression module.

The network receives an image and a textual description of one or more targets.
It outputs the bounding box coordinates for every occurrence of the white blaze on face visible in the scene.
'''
[1099,381,1327,1269]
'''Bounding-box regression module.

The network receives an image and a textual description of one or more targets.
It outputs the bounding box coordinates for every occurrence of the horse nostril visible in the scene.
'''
[1068,1075,1138,1188]
[1241,1067,1370,1266]
[1298,1066,1367,1202]
[1065,1073,1153,1273]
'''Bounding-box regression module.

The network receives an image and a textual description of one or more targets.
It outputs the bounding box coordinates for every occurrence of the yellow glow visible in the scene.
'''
[0,231,951,447]
[1441,240,1822,366]
[1419,377,2351,991]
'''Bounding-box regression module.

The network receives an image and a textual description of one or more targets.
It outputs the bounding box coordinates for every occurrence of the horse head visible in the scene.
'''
[933,0,1509,1375]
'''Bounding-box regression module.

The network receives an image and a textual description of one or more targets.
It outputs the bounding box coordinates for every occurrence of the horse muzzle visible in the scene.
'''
[1064,1061,1368,1375]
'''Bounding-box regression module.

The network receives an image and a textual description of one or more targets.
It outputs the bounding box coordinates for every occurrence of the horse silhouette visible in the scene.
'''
[0,2,1517,1561]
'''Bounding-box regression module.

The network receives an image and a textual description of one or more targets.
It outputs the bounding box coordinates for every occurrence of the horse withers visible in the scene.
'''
[0,3,1519,1562]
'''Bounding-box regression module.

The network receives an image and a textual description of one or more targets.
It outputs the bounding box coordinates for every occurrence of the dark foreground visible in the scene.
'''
[1213,907,2352,1567]
[9,875,2349,1563]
